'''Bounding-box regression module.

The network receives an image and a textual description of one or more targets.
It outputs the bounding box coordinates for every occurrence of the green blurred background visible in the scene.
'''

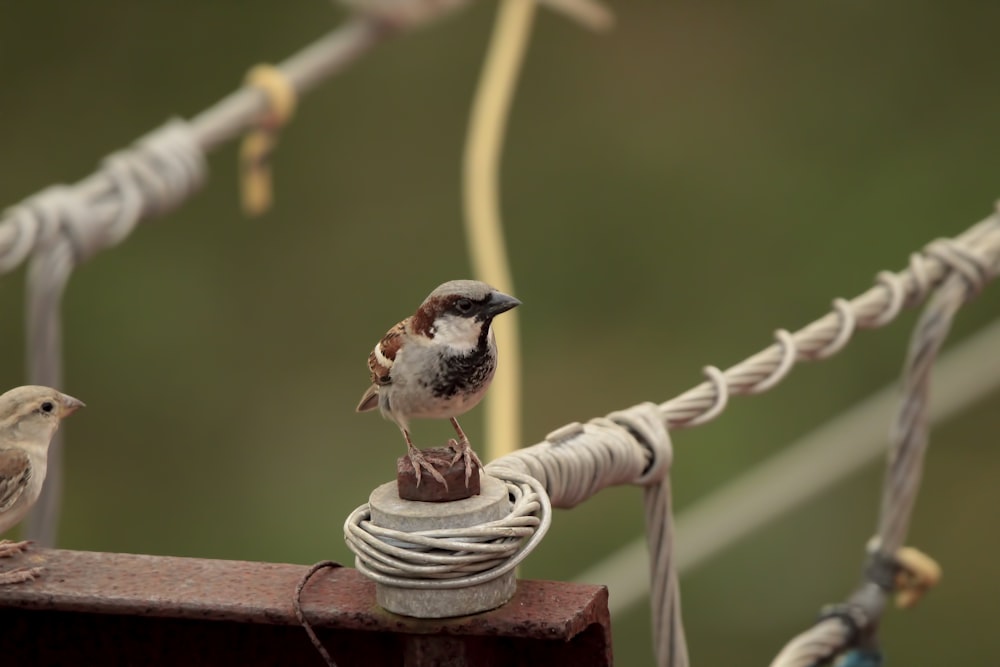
[3,1,1000,663]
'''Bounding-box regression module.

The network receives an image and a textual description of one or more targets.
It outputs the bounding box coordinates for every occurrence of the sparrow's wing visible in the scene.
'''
[356,384,380,413]
[367,321,406,385]
[0,448,31,513]
[358,321,408,412]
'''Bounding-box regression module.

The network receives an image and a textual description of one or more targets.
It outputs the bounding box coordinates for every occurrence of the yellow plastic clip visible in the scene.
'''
[893,546,942,609]
[240,64,297,217]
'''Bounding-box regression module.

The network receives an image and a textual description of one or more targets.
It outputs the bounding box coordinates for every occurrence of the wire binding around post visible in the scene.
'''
[344,468,551,590]
[344,401,689,665]
[343,405,663,576]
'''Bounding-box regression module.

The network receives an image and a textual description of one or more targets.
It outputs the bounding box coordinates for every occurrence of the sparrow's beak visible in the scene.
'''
[484,291,521,317]
[59,393,86,417]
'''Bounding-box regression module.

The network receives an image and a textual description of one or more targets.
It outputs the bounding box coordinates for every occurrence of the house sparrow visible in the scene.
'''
[0,386,85,584]
[357,279,520,488]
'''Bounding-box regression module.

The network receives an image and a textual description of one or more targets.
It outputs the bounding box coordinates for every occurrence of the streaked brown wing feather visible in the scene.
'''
[0,448,31,513]
[367,321,406,385]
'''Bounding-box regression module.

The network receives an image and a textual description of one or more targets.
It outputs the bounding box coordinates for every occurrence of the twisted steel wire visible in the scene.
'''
[768,235,994,667]
[661,219,1000,430]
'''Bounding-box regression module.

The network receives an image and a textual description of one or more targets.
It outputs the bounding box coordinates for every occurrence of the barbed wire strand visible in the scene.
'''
[769,237,994,667]
[0,4,606,544]
[577,313,1000,617]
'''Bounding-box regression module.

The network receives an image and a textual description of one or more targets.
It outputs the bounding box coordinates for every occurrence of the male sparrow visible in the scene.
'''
[357,279,520,487]
[0,385,85,584]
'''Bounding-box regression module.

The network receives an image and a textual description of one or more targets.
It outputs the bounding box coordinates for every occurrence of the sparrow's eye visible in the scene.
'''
[455,298,473,314]
[40,401,55,414]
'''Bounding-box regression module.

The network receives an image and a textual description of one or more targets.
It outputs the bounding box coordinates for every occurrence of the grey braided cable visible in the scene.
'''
[520,404,687,667]
[640,452,687,667]
[660,218,1000,430]
[768,237,994,667]
[876,241,988,554]
[770,618,855,667]
[0,18,393,544]
[609,404,687,667]
[9,121,208,544]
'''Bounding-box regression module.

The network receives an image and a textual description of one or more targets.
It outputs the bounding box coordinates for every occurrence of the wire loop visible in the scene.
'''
[345,468,550,590]
[811,298,856,360]
[747,329,796,394]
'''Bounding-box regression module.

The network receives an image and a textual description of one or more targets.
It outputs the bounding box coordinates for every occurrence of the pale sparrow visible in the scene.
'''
[0,385,84,584]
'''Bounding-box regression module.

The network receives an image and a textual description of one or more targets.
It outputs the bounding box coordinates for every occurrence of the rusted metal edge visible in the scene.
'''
[0,548,609,641]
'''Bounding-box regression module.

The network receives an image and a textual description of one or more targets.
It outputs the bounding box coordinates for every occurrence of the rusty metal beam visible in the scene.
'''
[0,548,611,666]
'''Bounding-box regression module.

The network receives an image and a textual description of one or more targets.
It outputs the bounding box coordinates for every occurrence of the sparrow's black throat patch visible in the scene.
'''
[426,344,496,400]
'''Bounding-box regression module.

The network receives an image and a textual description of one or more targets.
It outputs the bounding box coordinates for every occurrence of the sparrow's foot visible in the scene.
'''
[0,539,31,558]
[409,447,449,489]
[0,566,43,585]
[448,438,483,488]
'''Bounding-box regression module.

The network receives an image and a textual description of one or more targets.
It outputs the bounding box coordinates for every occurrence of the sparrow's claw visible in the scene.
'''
[0,539,32,558]
[408,448,448,489]
[448,438,483,488]
[0,566,43,585]
[0,540,40,585]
